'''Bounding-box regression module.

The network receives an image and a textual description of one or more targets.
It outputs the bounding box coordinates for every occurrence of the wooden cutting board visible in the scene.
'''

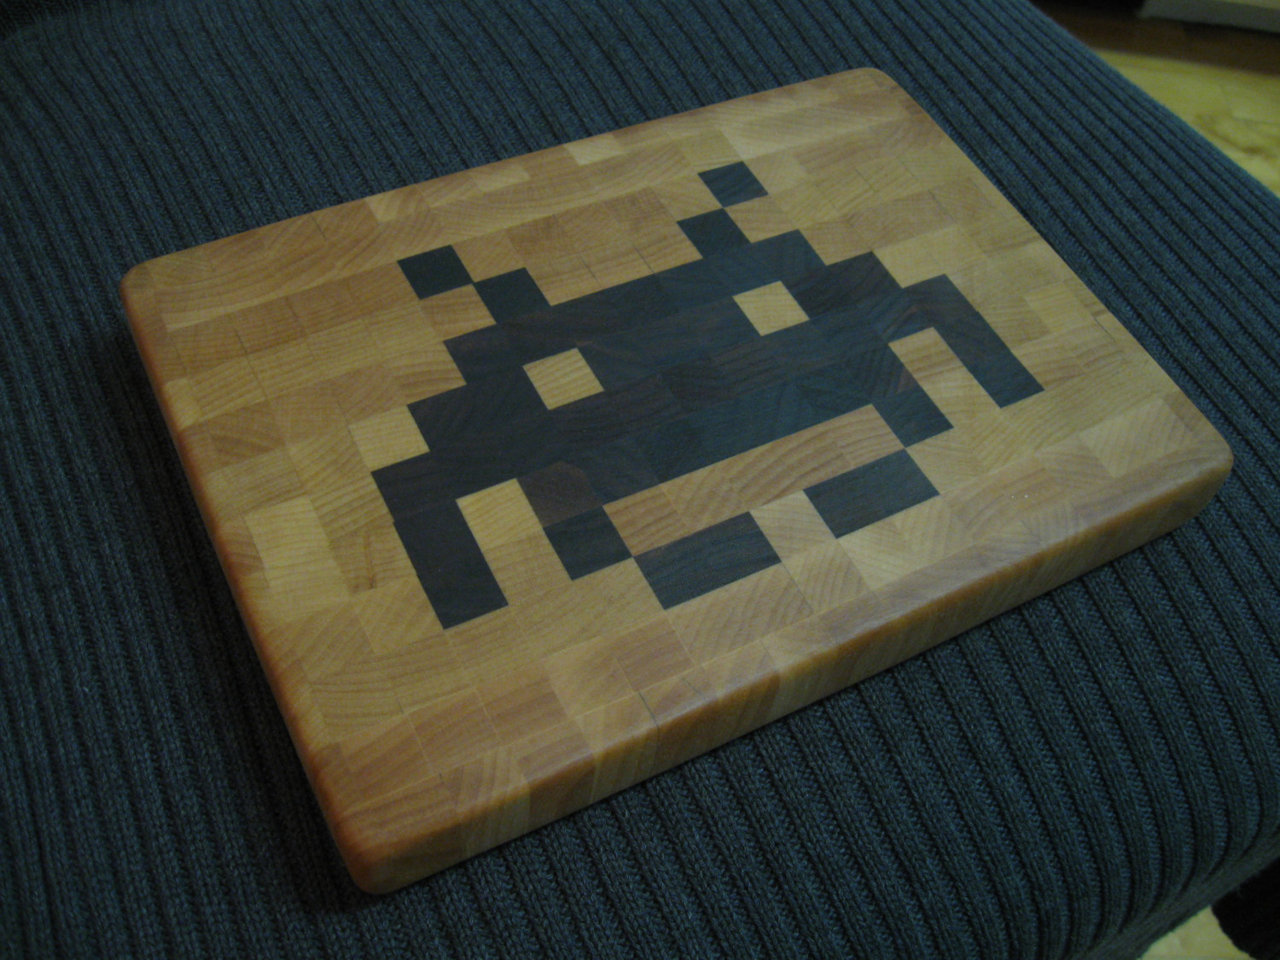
[122,68,1232,893]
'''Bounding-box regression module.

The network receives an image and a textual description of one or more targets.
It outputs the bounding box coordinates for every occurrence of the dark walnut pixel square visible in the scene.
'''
[122,69,1232,893]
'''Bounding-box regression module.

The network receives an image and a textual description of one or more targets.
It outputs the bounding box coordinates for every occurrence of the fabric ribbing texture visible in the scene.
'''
[1,1,1278,958]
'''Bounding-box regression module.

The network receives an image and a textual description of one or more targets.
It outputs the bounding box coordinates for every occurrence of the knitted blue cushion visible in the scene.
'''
[2,1,1277,956]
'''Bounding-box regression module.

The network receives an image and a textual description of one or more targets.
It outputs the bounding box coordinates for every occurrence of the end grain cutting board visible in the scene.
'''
[122,69,1232,893]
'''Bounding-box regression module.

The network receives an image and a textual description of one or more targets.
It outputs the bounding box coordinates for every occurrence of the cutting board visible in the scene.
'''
[122,68,1232,893]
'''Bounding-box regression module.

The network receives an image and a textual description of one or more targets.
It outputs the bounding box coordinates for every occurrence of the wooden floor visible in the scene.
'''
[1142,908,1251,960]
[1101,48,1280,194]
[1039,2,1280,195]
[1036,6,1277,958]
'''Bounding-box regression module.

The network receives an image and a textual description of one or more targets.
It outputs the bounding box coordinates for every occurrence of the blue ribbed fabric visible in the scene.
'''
[2,1,1278,957]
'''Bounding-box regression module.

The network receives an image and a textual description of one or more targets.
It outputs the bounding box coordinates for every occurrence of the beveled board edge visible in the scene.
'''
[331,434,1229,893]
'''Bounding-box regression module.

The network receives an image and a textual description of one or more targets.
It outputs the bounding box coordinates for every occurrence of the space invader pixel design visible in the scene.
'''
[375,161,1043,628]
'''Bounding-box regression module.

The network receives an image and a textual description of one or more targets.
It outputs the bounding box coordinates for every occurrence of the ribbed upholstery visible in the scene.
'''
[2,1,1278,957]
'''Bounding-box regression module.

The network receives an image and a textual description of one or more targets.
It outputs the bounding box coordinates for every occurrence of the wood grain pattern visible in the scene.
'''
[122,69,1232,893]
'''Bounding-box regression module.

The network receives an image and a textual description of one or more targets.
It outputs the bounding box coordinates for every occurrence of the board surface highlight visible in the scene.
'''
[122,69,1232,893]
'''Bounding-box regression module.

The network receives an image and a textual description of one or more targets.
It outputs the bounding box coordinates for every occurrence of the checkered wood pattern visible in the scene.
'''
[122,69,1231,893]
